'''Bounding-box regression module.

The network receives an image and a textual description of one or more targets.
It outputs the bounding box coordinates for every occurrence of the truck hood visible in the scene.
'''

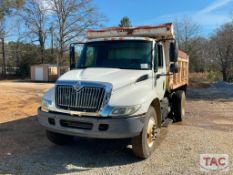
[58,68,150,91]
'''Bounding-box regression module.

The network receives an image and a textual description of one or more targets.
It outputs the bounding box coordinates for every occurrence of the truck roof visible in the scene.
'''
[87,36,155,43]
[87,23,175,40]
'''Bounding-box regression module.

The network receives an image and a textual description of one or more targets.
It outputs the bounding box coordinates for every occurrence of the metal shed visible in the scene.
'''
[30,64,69,82]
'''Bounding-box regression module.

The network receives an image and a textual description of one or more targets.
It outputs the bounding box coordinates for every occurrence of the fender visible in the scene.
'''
[109,80,162,119]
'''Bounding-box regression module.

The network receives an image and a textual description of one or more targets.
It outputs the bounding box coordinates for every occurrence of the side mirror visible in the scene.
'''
[170,63,180,73]
[70,45,75,70]
[154,62,158,73]
[153,44,158,72]
[169,41,178,62]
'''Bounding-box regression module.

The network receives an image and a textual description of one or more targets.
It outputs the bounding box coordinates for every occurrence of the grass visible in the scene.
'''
[189,71,222,88]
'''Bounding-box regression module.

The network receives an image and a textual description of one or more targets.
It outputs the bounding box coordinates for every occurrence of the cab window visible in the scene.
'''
[157,44,164,67]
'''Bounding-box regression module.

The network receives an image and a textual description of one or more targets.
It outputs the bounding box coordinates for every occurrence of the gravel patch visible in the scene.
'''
[187,81,233,100]
[0,81,233,175]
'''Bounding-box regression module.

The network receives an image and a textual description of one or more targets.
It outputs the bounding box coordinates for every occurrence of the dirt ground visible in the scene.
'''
[0,81,233,175]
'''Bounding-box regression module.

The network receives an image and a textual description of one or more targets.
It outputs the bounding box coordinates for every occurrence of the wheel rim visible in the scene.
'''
[181,93,186,116]
[147,117,156,148]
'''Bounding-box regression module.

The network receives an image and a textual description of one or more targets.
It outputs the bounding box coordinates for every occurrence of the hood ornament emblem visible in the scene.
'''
[74,81,83,92]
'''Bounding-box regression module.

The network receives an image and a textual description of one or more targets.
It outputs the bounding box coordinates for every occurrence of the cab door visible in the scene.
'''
[153,43,166,99]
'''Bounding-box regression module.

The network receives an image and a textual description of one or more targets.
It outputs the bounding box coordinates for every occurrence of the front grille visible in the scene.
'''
[56,85,105,112]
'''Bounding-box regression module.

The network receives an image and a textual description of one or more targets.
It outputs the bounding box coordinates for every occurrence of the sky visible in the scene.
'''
[5,0,233,43]
[93,0,233,36]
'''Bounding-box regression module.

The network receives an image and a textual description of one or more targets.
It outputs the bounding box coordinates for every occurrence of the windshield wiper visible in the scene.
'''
[77,66,88,69]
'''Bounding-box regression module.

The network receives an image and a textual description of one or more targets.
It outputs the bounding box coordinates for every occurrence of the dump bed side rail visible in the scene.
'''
[169,51,189,90]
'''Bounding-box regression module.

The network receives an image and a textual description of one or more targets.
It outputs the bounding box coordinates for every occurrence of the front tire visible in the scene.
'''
[131,106,159,159]
[173,90,186,122]
[46,130,74,145]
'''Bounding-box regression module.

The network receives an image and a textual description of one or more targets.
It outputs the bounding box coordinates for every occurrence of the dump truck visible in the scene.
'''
[38,23,189,159]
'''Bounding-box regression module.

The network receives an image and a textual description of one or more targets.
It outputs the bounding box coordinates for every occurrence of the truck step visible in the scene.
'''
[161,118,173,127]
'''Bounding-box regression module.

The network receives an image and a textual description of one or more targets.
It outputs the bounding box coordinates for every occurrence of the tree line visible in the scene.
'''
[0,1,232,82]
[174,17,233,82]
[0,0,104,77]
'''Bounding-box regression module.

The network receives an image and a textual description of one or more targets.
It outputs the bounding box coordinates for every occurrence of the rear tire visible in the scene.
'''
[131,106,159,159]
[173,90,186,122]
[46,130,74,145]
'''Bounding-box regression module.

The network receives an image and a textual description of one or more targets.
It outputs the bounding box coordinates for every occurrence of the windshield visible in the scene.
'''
[77,40,152,70]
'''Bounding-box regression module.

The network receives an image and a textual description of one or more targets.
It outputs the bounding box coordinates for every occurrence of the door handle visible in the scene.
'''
[156,73,171,79]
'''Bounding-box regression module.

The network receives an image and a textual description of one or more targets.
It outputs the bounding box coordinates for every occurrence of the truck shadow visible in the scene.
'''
[0,115,167,175]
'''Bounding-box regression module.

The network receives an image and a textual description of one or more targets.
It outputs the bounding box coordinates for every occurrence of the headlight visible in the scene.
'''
[41,98,52,112]
[110,105,141,116]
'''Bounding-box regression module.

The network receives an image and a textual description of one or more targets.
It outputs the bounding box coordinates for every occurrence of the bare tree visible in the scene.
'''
[0,0,24,77]
[21,0,47,64]
[174,17,201,72]
[174,16,200,52]
[49,0,105,66]
[49,24,54,56]
[0,19,6,77]
[188,37,211,72]
[10,18,25,67]
[210,23,233,82]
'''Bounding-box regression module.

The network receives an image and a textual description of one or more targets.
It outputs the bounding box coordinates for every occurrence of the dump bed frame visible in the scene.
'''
[87,23,174,40]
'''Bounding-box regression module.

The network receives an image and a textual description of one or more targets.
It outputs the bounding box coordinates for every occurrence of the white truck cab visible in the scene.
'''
[38,23,189,158]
